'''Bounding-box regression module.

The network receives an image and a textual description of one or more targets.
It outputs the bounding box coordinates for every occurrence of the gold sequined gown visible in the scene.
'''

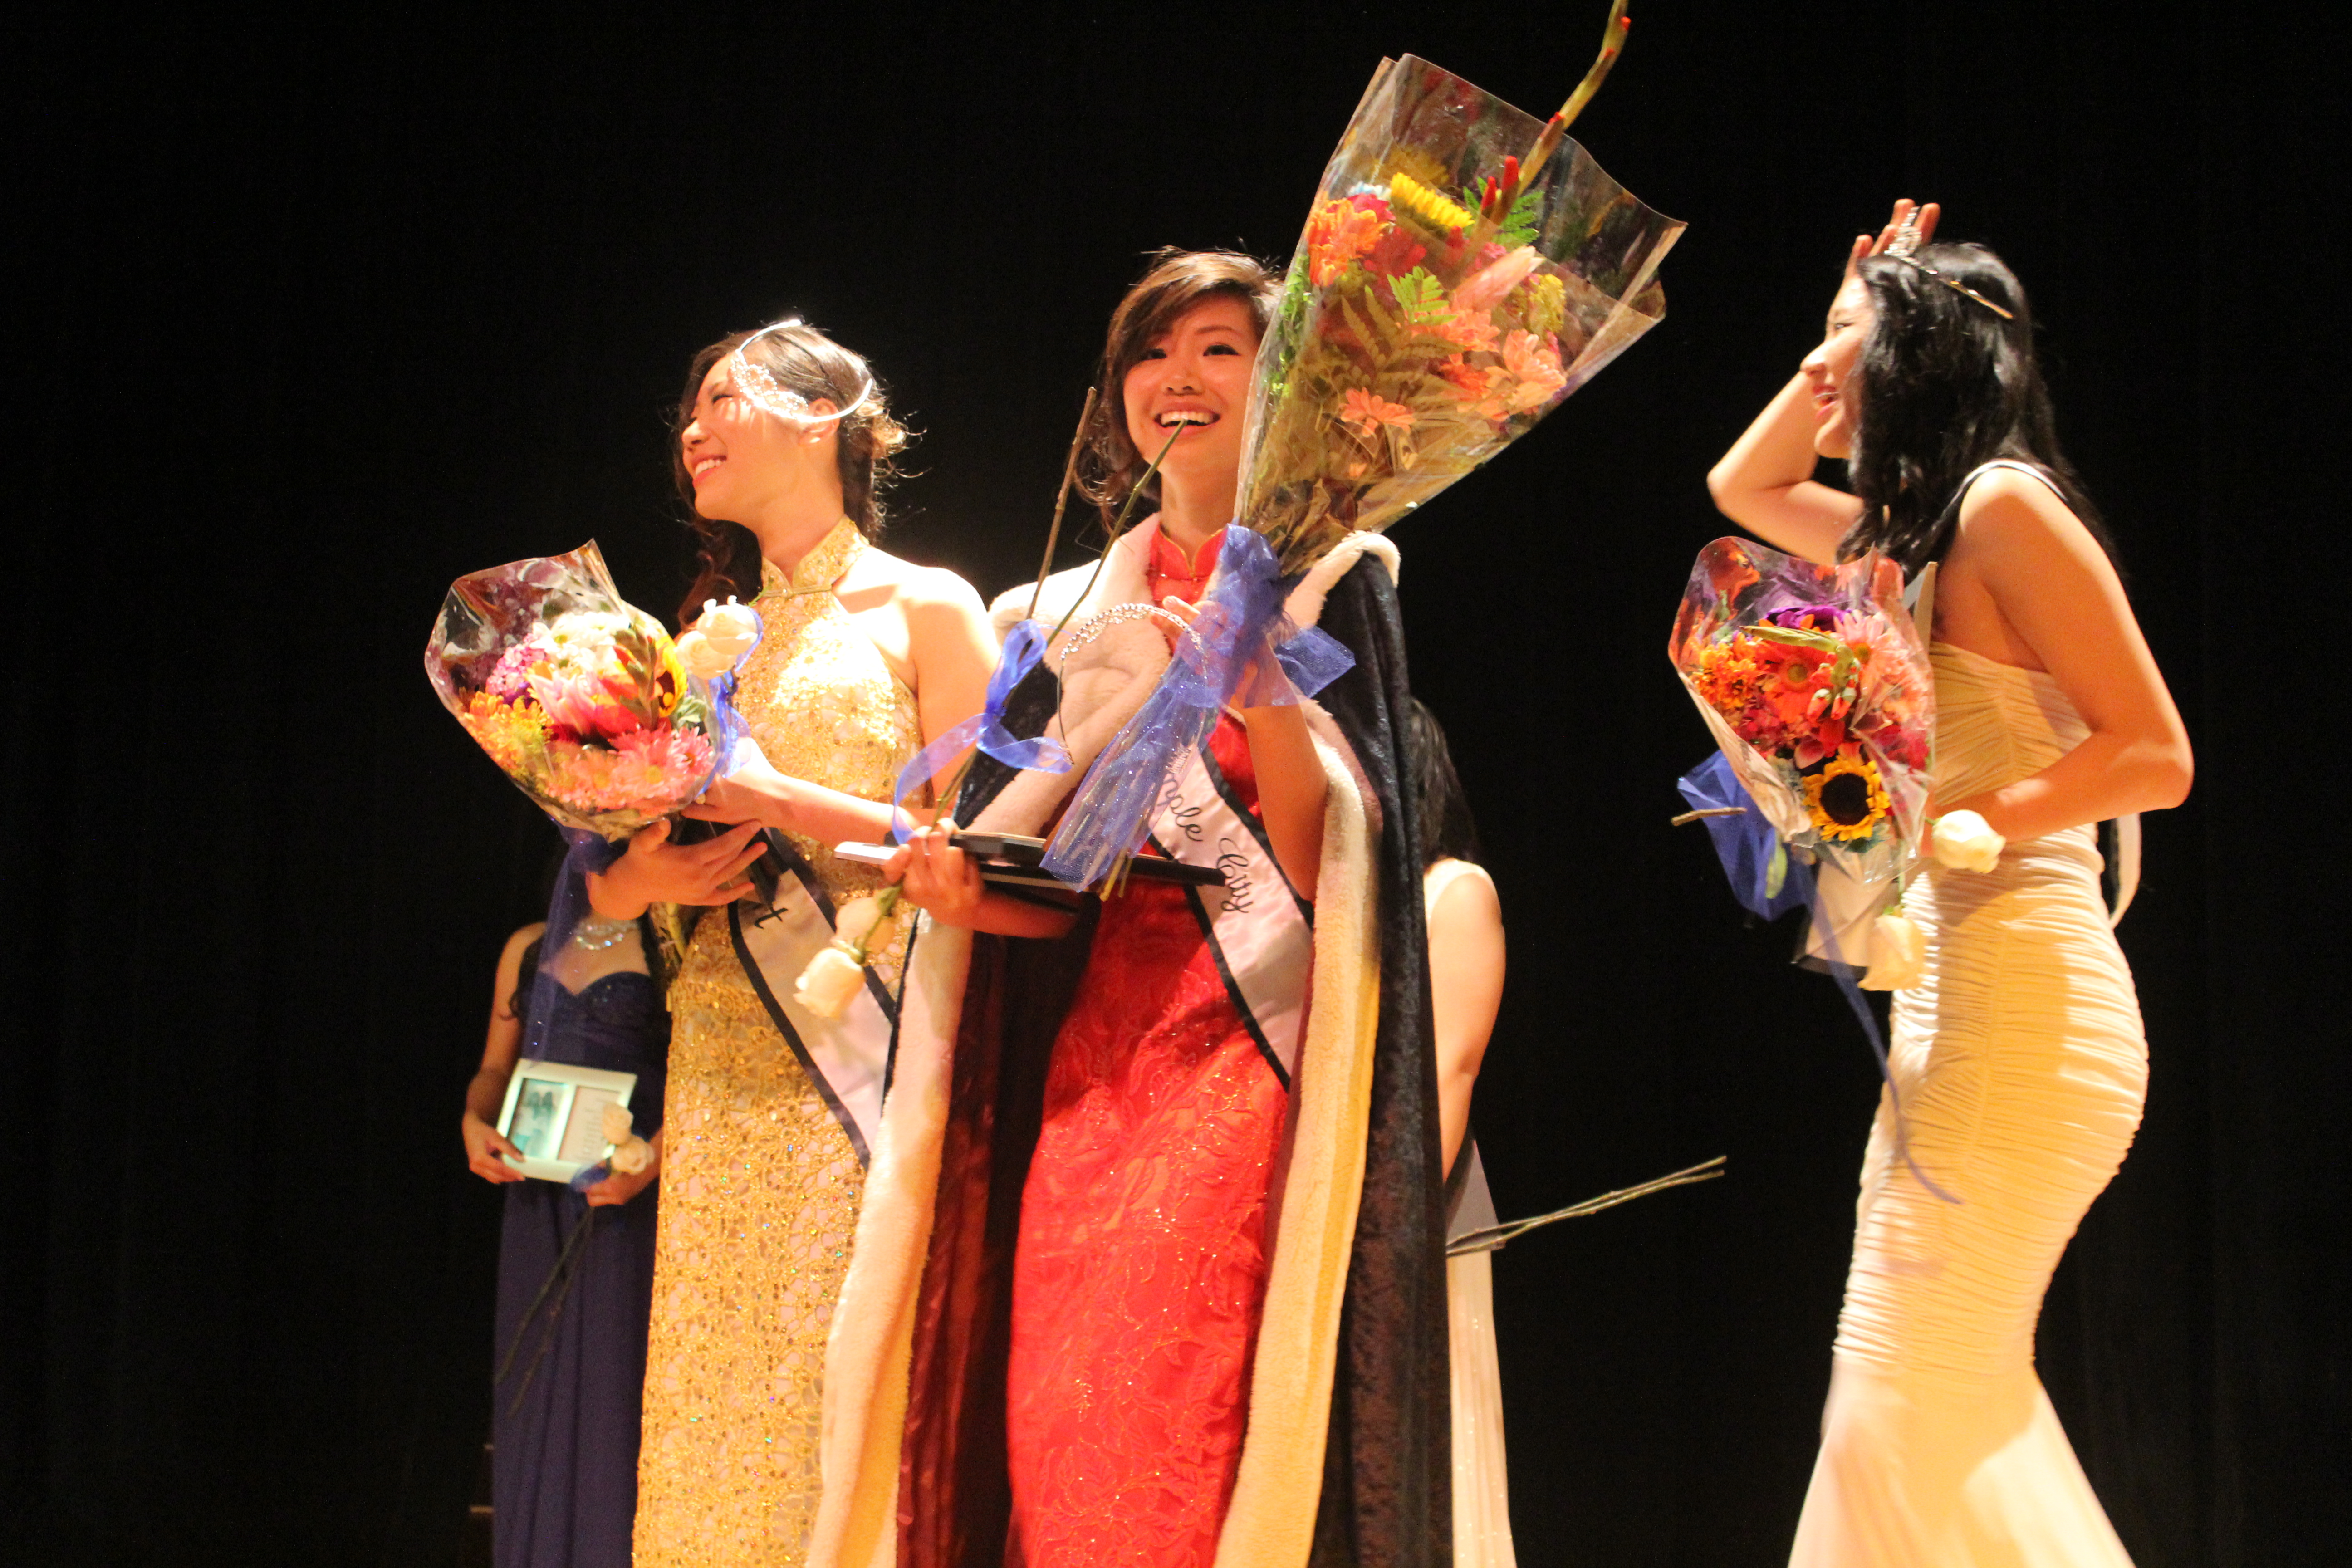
[634,519,919,1566]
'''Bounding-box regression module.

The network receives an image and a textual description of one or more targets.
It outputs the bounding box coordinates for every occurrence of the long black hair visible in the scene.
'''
[1841,242,2115,574]
[1404,698,1481,871]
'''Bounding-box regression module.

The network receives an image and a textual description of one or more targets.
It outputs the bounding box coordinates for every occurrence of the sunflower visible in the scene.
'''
[1377,145,1453,194]
[1388,171,1476,239]
[1804,750,1890,843]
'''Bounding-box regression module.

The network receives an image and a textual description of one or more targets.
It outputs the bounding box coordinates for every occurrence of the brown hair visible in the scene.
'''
[1079,248,1282,532]
[671,323,910,625]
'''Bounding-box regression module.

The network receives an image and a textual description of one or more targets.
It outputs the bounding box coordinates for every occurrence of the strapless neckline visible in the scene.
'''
[1931,639,2055,684]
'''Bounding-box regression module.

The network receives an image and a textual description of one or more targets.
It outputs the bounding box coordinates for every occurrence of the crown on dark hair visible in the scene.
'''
[1885,218,2015,320]
[730,318,877,424]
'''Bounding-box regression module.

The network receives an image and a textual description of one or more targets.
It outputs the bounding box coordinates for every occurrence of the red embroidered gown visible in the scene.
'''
[1004,530,1295,1568]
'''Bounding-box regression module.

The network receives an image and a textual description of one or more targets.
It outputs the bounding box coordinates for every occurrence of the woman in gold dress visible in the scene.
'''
[585,320,995,1564]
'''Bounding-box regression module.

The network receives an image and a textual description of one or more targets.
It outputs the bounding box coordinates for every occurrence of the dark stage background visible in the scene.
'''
[6,5,2343,1564]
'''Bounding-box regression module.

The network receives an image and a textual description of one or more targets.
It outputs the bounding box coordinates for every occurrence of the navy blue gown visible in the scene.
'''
[492,843,669,1568]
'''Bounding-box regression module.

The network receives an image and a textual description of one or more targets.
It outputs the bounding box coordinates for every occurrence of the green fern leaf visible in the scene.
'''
[1390,268,1450,324]
[1499,188,1544,249]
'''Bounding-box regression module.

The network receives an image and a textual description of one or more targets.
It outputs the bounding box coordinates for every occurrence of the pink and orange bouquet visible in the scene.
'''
[1670,539,1933,883]
[1239,50,1684,571]
[426,543,730,838]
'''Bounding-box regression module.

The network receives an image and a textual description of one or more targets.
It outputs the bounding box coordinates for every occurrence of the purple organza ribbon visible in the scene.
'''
[1678,753,1957,1205]
[887,617,1073,842]
[1040,525,1353,888]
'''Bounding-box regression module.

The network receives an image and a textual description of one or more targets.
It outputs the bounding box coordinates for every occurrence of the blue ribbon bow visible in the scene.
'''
[889,617,1072,841]
[1040,525,1354,889]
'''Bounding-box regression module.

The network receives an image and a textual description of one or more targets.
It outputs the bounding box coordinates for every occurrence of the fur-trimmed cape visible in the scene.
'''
[805,524,1449,1568]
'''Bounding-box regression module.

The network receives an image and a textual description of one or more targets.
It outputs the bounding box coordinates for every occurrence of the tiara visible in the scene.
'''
[728,318,878,425]
[1884,216,2015,320]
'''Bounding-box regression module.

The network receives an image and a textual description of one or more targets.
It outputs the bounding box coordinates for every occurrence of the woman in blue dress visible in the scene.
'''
[461,836,670,1568]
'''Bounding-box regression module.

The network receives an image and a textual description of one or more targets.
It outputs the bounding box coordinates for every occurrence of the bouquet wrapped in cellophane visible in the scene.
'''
[1669,538,1935,890]
[1240,45,1685,572]
[426,542,749,838]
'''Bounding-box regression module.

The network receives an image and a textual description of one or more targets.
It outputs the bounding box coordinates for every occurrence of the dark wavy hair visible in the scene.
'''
[1840,243,2113,574]
[670,323,910,625]
[1079,248,1282,533]
[1405,698,1482,871]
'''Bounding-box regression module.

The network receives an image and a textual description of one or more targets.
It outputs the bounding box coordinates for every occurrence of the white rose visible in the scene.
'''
[793,944,868,1019]
[1932,810,2005,873]
[833,895,885,946]
[699,597,762,658]
[1858,911,1927,992]
[609,1135,652,1175]
[600,1102,636,1145]
[674,628,735,681]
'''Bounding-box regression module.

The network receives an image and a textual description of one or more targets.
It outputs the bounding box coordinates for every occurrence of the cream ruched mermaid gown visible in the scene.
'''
[1790,641,2145,1567]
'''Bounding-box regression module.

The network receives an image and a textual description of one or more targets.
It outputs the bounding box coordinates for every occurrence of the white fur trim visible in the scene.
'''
[1283,532,1401,630]
[988,523,1155,642]
[808,916,970,1568]
[1215,731,1382,1567]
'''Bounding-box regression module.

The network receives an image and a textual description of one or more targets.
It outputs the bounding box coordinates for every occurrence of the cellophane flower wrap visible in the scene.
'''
[1040,55,1684,886]
[426,542,723,838]
[1241,55,1685,573]
[1669,538,1934,887]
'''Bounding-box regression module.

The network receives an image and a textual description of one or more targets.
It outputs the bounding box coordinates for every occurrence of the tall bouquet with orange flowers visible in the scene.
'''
[1240,6,1685,572]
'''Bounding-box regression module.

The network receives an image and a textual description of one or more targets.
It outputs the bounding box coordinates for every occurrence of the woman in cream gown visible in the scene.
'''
[1407,699,1514,1568]
[1707,201,2193,1564]
[584,321,994,1565]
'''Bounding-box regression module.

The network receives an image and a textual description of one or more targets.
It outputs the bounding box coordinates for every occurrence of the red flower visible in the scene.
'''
[1363,226,1426,278]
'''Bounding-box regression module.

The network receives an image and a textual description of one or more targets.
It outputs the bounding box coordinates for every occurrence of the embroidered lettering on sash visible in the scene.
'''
[1147,744,1315,1084]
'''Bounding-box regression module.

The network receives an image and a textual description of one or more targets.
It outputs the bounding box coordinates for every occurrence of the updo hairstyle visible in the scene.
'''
[671,322,909,625]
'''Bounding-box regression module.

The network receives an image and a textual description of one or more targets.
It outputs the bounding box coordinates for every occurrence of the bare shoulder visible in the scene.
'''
[494,922,547,991]
[854,546,985,617]
[1427,860,1502,927]
[1954,467,2104,565]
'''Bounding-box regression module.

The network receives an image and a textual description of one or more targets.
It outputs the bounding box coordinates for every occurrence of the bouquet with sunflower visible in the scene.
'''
[426,542,747,838]
[1669,537,1933,890]
[1240,21,1685,573]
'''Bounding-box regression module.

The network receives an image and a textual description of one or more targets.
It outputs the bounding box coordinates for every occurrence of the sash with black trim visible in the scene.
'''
[1146,740,1314,1086]
[726,831,910,1167]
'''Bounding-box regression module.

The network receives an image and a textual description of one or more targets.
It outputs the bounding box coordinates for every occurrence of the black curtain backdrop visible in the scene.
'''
[6,5,2343,1564]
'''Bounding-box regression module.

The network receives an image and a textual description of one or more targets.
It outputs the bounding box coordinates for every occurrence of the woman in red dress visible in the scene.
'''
[895,252,1331,1568]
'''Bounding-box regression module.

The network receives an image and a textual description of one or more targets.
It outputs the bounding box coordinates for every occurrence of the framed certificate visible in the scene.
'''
[495,1059,638,1183]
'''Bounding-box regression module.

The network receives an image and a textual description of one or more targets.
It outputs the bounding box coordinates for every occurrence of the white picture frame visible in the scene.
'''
[495,1059,638,1184]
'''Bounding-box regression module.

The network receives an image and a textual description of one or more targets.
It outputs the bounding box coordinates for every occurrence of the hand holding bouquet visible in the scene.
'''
[426,542,755,838]
[1670,538,1933,887]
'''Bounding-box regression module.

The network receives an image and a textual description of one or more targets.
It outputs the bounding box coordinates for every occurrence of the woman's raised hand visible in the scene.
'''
[588,817,768,918]
[1846,196,1942,279]
[886,819,985,926]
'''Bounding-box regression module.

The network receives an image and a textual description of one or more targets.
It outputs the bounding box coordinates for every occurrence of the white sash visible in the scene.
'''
[1147,741,1315,1085]
[726,833,905,1166]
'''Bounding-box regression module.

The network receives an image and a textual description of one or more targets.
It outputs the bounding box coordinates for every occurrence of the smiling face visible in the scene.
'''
[1802,276,1876,461]
[678,354,839,522]
[1120,293,1260,493]
[1801,276,1875,461]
